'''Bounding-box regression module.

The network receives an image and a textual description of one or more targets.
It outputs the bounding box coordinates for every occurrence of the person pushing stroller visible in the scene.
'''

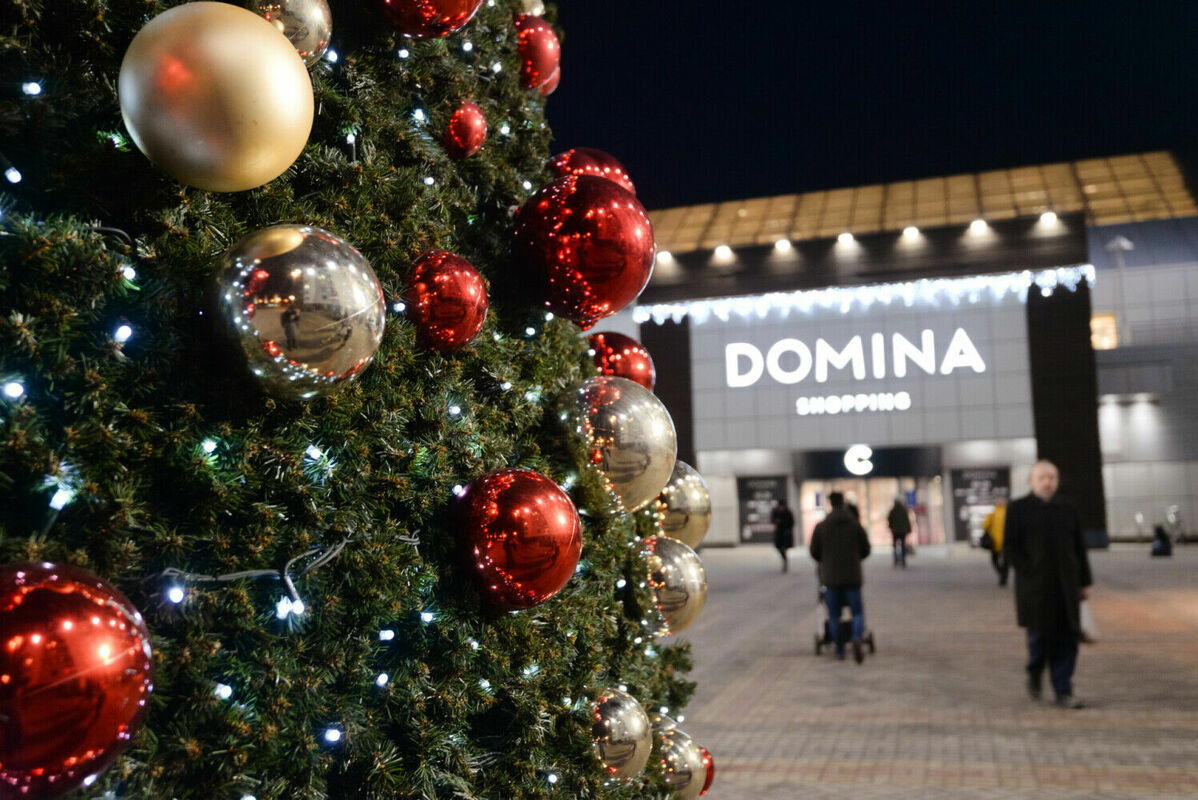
[810,491,872,663]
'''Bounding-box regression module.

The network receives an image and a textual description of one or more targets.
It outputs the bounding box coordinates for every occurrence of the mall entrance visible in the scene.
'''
[797,476,946,547]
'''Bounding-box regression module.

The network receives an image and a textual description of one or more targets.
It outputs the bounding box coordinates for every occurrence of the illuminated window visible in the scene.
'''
[1091,313,1118,350]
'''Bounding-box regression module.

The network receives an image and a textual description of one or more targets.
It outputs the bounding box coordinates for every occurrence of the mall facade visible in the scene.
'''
[607,151,1198,547]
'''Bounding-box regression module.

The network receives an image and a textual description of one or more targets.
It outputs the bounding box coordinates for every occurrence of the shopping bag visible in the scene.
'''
[1079,599,1099,644]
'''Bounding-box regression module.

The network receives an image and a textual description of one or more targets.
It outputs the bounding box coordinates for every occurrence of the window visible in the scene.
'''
[1091,313,1118,350]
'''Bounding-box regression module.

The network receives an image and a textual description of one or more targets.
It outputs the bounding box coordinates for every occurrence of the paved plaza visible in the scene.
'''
[679,544,1198,799]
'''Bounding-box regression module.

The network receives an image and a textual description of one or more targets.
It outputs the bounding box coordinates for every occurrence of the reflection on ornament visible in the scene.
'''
[443,100,487,158]
[656,461,712,549]
[457,469,582,610]
[559,376,676,514]
[644,535,707,635]
[255,0,333,65]
[539,66,560,96]
[406,250,488,351]
[0,562,154,800]
[548,148,636,195]
[118,2,313,192]
[659,727,707,800]
[378,0,483,38]
[699,746,715,796]
[513,14,560,89]
[213,225,386,400]
[513,175,655,328]
[587,331,655,390]
[591,687,651,780]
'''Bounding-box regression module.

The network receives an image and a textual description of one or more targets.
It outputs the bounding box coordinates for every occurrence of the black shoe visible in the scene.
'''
[852,639,864,664]
[1027,672,1043,699]
[1054,694,1085,709]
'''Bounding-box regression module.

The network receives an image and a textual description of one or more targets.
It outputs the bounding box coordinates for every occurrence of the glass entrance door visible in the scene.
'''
[799,476,945,547]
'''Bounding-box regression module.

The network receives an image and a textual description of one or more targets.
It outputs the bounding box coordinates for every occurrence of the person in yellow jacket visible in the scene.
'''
[983,498,1009,586]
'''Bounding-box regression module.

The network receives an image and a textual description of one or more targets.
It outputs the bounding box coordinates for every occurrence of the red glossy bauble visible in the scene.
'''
[444,100,486,158]
[513,14,560,89]
[457,469,583,611]
[0,562,154,800]
[539,66,560,96]
[407,250,488,351]
[700,746,715,795]
[587,331,656,391]
[378,0,483,38]
[547,147,635,195]
[513,175,655,329]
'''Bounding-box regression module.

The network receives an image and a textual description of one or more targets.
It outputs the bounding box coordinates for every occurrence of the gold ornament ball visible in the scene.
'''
[255,0,333,66]
[658,460,712,549]
[119,2,314,192]
[644,535,707,635]
[659,728,708,800]
[591,687,652,780]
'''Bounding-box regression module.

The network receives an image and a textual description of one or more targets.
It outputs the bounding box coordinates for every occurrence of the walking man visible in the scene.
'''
[1004,460,1093,708]
[771,499,795,573]
[887,496,912,568]
[810,491,871,662]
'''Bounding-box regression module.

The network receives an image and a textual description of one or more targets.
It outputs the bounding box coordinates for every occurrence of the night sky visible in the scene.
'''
[547,2,1198,211]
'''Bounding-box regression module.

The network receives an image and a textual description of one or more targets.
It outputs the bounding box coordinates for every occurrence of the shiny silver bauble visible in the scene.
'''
[659,727,708,800]
[591,687,652,780]
[559,376,676,514]
[254,0,333,66]
[645,536,707,635]
[657,461,712,549]
[213,225,386,400]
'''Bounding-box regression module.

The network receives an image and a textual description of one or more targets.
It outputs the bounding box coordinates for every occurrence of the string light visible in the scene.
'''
[3,381,25,399]
[322,727,342,744]
[21,81,42,96]
[452,484,467,497]
[114,324,133,343]
[167,585,185,604]
[420,611,435,623]
[201,438,218,454]
[423,176,435,186]
[324,49,339,63]
[524,326,536,336]
[379,629,396,641]
[392,301,406,313]
[398,48,410,59]
[462,41,474,52]
[838,232,854,244]
[412,108,426,122]
[633,265,1095,326]
[5,167,21,184]
[522,180,533,190]
[122,265,137,280]
[448,404,461,416]
[499,123,511,136]
[49,486,74,510]
[305,444,323,460]
[375,673,389,687]
[969,218,989,234]
[345,131,356,144]
[214,683,233,700]
[615,578,627,589]
[82,775,98,787]
[774,238,792,252]
[499,381,512,391]
[491,61,503,73]
[547,773,559,785]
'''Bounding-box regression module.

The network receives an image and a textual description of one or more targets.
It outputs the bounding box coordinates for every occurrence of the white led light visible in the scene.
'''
[122,266,137,280]
[398,48,410,58]
[657,250,674,264]
[713,244,733,260]
[345,131,356,144]
[837,232,854,244]
[969,218,988,234]
[392,301,406,313]
[1040,210,1058,225]
[1041,286,1053,297]
[499,123,511,135]
[774,238,792,252]
[420,611,434,623]
[379,629,396,641]
[902,226,919,240]
[276,597,293,619]
[491,61,503,73]
[462,41,474,52]
[547,773,559,784]
[241,796,257,800]
[617,683,627,692]
[5,167,22,184]
[82,775,98,787]
[525,326,536,336]
[633,637,642,644]
[423,176,435,186]
[448,404,461,416]
[615,578,627,589]
[544,312,554,321]
[468,638,480,650]
[479,678,491,690]
[21,81,42,96]
[413,108,426,122]
[292,599,305,616]
[114,324,133,343]
[500,381,512,391]
[325,49,339,63]
[214,683,233,700]
[323,727,342,743]
[167,585,185,604]
[452,484,467,497]
[201,439,217,454]
[306,444,323,460]
[522,180,533,190]
[376,673,389,687]
[49,487,74,510]
[3,381,25,399]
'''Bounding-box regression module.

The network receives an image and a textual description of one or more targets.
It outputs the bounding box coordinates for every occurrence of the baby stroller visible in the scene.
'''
[812,581,876,657]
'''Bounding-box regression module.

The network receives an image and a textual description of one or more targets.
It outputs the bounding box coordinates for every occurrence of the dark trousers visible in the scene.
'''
[892,535,907,566]
[991,550,1009,585]
[824,586,865,655]
[1026,629,1079,697]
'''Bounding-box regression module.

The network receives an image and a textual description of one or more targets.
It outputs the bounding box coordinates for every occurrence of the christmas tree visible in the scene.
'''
[0,2,711,798]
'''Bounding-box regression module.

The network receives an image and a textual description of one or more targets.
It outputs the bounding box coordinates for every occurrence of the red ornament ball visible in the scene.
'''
[0,561,154,800]
[539,66,561,96]
[513,175,656,329]
[587,331,656,391]
[457,468,583,611]
[548,147,635,195]
[406,250,488,351]
[700,746,715,796]
[444,100,486,158]
[513,14,560,89]
[378,0,483,38]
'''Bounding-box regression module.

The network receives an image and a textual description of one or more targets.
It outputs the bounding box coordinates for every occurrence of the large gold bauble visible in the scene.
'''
[559,376,677,514]
[659,727,708,800]
[254,0,333,66]
[213,225,386,400]
[591,687,651,780]
[644,535,707,635]
[657,461,712,549]
[118,2,314,192]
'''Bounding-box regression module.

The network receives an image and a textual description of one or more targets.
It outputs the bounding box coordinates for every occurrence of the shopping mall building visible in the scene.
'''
[609,151,1198,548]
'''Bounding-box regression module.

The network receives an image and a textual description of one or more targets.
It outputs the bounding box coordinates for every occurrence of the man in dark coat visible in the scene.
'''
[771,500,795,572]
[1004,460,1093,709]
[810,491,871,662]
[887,497,912,568]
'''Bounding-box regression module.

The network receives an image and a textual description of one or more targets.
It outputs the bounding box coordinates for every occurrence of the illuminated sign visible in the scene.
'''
[843,444,874,476]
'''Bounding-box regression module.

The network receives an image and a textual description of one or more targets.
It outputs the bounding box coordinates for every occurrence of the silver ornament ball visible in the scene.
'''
[644,536,707,635]
[214,225,386,400]
[591,687,652,780]
[659,727,708,800]
[560,376,676,514]
[254,0,333,66]
[658,461,712,549]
